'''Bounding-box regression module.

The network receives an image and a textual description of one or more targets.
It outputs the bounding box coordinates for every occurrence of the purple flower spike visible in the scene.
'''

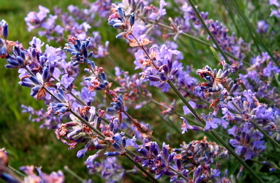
[168,152,176,163]
[5,48,26,69]
[162,143,169,159]
[138,146,149,157]
[257,20,269,34]
[20,166,64,183]
[0,38,7,58]
[1,20,8,39]
[25,5,50,32]
[129,13,135,26]
[77,148,88,158]
[117,7,125,19]
[180,117,203,133]
[104,151,121,156]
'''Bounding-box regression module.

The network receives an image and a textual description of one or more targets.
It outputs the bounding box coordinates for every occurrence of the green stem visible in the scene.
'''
[167,81,264,183]
[147,104,190,142]
[64,166,85,183]
[51,76,86,106]
[251,120,280,148]
[187,0,231,65]
[168,81,204,124]
[229,0,279,67]
[123,153,159,183]
[249,159,279,170]
[23,67,158,182]
[8,165,25,177]
[122,110,161,144]
[231,102,280,148]
[210,130,263,183]
[177,87,210,105]
[145,19,240,61]
[44,86,157,182]
[169,166,189,182]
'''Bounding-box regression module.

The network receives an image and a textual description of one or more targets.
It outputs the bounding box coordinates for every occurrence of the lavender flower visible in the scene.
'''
[0,148,21,183]
[108,7,136,39]
[181,2,249,69]
[114,67,152,109]
[0,20,8,39]
[20,166,64,183]
[0,38,7,58]
[269,0,280,18]
[133,44,184,92]
[202,113,229,132]
[179,137,229,166]
[180,117,203,134]
[195,65,239,113]
[85,157,125,183]
[25,5,50,32]
[1,0,280,182]
[239,52,280,103]
[222,90,278,159]
[148,0,168,21]
[135,141,182,181]
[257,20,269,34]
[107,94,124,114]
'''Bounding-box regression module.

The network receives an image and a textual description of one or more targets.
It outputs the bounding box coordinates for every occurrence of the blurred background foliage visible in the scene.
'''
[0,0,279,182]
[0,0,93,182]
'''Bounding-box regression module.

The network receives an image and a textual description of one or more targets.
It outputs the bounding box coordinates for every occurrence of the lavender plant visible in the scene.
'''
[0,0,279,182]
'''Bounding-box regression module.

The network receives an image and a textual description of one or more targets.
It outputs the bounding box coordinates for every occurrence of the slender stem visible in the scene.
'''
[231,102,280,148]
[229,0,279,67]
[147,104,190,142]
[249,159,279,170]
[8,165,25,177]
[150,98,169,109]
[24,67,157,181]
[168,83,263,182]
[252,120,280,148]
[129,31,263,182]
[177,87,210,105]
[169,166,189,182]
[123,153,159,183]
[144,19,240,61]
[43,83,157,182]
[122,110,161,144]
[187,0,231,65]
[210,130,263,183]
[168,81,204,124]
[51,76,86,106]
[64,166,85,183]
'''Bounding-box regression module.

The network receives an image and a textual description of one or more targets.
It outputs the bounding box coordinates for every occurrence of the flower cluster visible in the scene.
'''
[20,166,64,183]
[239,52,280,105]
[134,137,229,182]
[0,148,64,183]
[1,0,280,182]
[25,4,109,58]
[222,90,278,160]
[175,2,250,71]
[194,64,239,114]
[269,0,280,18]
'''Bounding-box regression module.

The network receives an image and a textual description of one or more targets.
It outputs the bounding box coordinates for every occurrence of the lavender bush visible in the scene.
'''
[0,0,279,182]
